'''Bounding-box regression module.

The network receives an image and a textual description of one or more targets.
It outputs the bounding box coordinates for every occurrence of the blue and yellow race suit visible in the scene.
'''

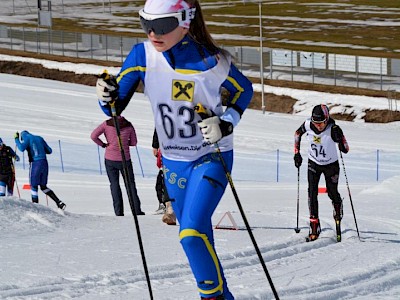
[99,35,253,299]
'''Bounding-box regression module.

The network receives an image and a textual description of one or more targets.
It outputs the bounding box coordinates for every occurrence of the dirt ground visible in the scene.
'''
[1,50,399,123]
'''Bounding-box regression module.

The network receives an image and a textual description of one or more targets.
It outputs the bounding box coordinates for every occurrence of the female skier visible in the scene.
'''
[95,0,253,298]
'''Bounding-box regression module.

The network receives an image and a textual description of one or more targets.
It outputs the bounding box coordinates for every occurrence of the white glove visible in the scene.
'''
[198,116,223,144]
[96,76,118,102]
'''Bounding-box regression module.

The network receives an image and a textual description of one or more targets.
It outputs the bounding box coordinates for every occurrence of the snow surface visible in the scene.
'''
[0,66,400,300]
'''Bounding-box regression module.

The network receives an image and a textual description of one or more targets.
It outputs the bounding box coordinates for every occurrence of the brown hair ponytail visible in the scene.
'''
[186,0,220,55]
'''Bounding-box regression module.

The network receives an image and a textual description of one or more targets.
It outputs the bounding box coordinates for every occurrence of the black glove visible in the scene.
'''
[96,72,119,103]
[294,153,302,168]
[14,132,19,140]
[331,125,343,143]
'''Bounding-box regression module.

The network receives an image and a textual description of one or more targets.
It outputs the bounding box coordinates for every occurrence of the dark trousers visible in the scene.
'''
[155,169,164,204]
[105,159,142,216]
[307,160,342,218]
[0,172,14,196]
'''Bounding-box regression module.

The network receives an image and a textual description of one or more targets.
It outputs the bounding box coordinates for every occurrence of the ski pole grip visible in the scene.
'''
[194,103,212,120]
[99,69,117,114]
[110,101,117,116]
[99,70,114,89]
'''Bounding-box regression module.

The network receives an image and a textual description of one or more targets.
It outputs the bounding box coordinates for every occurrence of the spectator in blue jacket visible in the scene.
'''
[15,131,66,210]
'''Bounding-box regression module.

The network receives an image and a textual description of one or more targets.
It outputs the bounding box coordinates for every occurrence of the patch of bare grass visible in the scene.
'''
[2,0,399,58]
[1,1,399,123]
[0,53,398,123]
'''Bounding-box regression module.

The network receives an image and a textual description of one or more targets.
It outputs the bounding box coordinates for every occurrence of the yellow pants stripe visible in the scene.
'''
[179,228,223,295]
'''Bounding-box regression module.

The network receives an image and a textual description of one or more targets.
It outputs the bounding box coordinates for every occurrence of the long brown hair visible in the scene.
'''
[185,0,220,55]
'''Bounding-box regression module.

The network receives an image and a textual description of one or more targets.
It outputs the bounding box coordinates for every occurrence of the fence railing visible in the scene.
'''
[7,138,400,184]
[1,25,400,93]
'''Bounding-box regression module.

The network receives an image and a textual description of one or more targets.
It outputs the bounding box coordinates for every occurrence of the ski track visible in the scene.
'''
[1,74,399,299]
[280,258,400,300]
[1,180,399,300]
[2,249,399,300]
[0,266,193,299]
[222,216,400,299]
[2,210,397,300]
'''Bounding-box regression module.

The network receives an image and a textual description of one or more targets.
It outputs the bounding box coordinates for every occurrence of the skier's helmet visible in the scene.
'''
[311,104,329,123]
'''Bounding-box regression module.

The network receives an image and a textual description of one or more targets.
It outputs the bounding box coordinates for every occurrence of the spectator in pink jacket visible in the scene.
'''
[91,116,144,216]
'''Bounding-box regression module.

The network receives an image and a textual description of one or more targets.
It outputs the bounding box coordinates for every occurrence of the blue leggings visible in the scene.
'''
[29,159,49,201]
[163,151,234,299]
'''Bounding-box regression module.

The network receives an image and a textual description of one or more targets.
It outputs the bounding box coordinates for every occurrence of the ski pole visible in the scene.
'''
[195,104,280,300]
[11,163,21,198]
[339,150,361,241]
[102,71,153,300]
[295,167,300,233]
[15,172,20,198]
[13,146,21,198]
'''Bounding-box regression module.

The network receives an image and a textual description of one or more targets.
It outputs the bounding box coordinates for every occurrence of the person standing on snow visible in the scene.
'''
[152,129,166,214]
[14,131,66,210]
[152,129,176,225]
[91,115,144,216]
[0,138,20,196]
[95,0,253,298]
[293,104,349,241]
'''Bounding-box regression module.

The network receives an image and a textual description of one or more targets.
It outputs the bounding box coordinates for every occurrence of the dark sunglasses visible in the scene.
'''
[140,16,179,35]
[139,8,195,35]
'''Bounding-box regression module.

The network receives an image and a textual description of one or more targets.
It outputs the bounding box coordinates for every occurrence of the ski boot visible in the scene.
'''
[306,218,321,242]
[162,201,176,225]
[333,202,343,242]
[44,189,66,210]
[155,203,166,215]
[57,201,66,210]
